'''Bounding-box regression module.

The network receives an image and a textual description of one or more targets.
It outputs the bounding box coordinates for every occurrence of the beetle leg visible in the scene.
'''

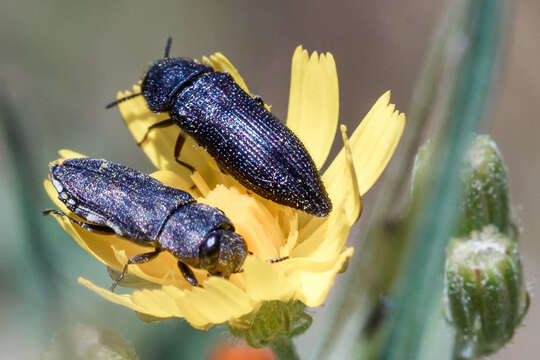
[174,133,196,173]
[253,94,264,106]
[43,209,115,235]
[109,249,162,292]
[137,118,175,145]
[178,261,201,287]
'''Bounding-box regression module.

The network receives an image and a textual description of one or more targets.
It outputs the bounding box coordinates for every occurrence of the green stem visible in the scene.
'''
[271,337,300,360]
[451,336,467,360]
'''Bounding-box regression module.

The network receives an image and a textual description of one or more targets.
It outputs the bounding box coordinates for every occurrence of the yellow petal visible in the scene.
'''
[81,277,256,329]
[51,213,123,269]
[161,277,255,329]
[199,185,283,258]
[131,288,184,318]
[58,149,86,160]
[340,124,362,224]
[110,246,195,287]
[282,249,346,274]
[291,247,353,307]
[202,53,250,95]
[293,205,350,260]
[240,256,296,302]
[150,170,193,192]
[296,125,362,245]
[280,211,299,257]
[184,278,254,325]
[323,91,405,198]
[286,46,339,169]
[191,171,211,197]
[79,278,171,318]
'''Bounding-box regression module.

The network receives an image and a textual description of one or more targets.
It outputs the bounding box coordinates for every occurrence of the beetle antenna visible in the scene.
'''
[164,36,173,58]
[105,93,142,109]
[233,255,289,274]
[269,256,289,263]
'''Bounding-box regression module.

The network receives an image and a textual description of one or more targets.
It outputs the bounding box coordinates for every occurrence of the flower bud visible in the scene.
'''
[228,301,312,348]
[444,226,529,358]
[412,135,511,236]
[458,135,510,236]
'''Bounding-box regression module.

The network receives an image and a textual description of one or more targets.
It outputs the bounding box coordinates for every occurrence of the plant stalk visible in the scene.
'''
[271,337,300,360]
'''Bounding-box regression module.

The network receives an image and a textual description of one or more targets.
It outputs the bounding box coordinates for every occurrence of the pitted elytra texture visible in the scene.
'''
[169,70,331,216]
[112,40,332,217]
[47,158,247,288]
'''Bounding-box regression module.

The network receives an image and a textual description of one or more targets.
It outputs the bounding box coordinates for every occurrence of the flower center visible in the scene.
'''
[198,184,294,260]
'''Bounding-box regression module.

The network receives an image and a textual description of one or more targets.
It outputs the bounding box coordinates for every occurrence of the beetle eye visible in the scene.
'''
[200,232,221,264]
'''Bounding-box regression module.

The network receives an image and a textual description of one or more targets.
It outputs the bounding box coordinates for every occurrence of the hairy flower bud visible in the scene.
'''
[412,135,511,236]
[444,226,529,358]
[458,135,510,236]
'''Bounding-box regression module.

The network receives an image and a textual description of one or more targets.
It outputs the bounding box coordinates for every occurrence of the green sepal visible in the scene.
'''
[445,226,529,358]
[412,135,512,237]
[228,300,312,348]
[458,135,510,236]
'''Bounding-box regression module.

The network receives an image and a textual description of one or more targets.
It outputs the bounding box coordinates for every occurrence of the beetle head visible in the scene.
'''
[141,58,211,112]
[198,228,247,278]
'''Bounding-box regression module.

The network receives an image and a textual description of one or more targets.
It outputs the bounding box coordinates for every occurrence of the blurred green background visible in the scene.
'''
[1,1,538,358]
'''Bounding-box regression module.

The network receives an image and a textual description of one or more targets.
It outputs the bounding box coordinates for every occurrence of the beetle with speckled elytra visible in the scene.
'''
[107,38,332,217]
[44,157,257,290]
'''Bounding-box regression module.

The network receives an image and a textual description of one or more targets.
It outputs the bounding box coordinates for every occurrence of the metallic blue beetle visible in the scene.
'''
[108,39,332,217]
[44,157,247,289]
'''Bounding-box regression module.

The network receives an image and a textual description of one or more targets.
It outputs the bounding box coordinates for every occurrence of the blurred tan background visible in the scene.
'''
[488,1,539,357]
[0,0,537,358]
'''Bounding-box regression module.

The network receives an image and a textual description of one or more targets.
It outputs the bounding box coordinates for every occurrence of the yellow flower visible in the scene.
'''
[44,46,405,330]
